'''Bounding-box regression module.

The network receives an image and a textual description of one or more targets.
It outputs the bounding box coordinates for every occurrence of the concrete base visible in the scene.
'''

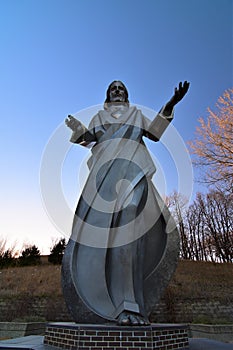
[44,322,189,349]
[189,324,233,343]
[0,322,45,340]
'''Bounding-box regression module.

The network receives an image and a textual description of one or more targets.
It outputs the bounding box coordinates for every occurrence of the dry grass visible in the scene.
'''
[0,265,62,297]
[0,260,232,302]
[169,260,233,302]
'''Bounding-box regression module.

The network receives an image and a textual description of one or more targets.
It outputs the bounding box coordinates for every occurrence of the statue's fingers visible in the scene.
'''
[68,115,76,122]
[184,81,190,93]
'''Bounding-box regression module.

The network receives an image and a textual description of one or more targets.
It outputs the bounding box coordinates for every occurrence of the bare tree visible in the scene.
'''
[167,190,233,263]
[166,191,190,260]
[197,191,233,262]
[186,198,207,261]
[189,88,233,193]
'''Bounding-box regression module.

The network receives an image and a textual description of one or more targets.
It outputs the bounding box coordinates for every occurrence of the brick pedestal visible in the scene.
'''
[44,322,189,349]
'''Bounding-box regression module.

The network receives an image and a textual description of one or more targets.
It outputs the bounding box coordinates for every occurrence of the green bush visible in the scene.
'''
[48,238,66,265]
[0,249,16,268]
[18,245,41,266]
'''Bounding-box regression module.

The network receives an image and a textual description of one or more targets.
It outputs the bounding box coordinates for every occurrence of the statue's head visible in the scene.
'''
[104,81,129,105]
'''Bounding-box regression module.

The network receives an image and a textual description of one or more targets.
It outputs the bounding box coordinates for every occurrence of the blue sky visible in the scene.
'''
[0,0,232,254]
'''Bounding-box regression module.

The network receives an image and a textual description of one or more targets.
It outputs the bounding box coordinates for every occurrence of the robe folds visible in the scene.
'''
[62,105,179,322]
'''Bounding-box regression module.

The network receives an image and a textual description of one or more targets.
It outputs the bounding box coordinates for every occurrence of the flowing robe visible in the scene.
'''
[62,105,178,322]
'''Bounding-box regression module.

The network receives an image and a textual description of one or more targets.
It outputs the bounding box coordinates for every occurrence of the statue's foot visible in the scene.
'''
[117,311,150,326]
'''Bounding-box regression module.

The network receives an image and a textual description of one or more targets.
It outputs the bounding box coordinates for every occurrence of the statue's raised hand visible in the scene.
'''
[65,115,82,131]
[163,81,190,116]
[171,81,190,106]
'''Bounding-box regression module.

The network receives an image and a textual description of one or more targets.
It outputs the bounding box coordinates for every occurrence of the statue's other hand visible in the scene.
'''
[172,81,190,105]
[162,81,190,116]
[65,115,82,131]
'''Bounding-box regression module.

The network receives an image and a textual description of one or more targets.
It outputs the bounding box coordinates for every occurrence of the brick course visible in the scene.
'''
[44,323,189,350]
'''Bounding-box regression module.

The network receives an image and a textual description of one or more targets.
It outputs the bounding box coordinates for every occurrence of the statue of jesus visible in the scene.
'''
[62,80,189,325]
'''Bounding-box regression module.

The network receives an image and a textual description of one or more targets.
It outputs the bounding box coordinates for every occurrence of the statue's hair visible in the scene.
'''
[104,80,129,105]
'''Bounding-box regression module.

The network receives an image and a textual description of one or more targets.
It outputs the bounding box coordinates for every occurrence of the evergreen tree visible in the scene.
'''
[18,245,41,266]
[0,249,16,268]
[48,238,66,264]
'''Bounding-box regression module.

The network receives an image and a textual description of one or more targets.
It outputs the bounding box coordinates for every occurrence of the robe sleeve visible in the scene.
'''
[144,105,174,142]
[69,120,96,147]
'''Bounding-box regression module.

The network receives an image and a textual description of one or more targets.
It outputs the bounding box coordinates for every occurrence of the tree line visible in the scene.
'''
[1,188,232,266]
[171,88,233,263]
[0,191,232,266]
[0,238,66,268]
[167,190,233,263]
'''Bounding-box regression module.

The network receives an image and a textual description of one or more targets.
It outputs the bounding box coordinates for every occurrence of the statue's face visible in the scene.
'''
[109,81,127,103]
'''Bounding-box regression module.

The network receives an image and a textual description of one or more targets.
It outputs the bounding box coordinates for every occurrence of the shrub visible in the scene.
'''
[48,238,66,265]
[0,249,16,268]
[18,245,41,266]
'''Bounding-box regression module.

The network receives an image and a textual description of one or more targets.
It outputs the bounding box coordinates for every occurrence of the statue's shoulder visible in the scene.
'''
[129,105,143,113]
[97,109,106,117]
[129,105,138,112]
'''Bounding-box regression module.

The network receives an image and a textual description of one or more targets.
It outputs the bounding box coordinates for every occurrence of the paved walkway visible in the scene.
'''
[0,335,233,349]
[0,336,55,350]
[189,338,233,350]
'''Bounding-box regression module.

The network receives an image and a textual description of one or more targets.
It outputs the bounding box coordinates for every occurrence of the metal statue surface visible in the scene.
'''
[62,80,190,326]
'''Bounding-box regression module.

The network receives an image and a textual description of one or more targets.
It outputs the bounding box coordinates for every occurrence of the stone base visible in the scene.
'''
[44,322,189,349]
[0,322,45,339]
[189,323,233,343]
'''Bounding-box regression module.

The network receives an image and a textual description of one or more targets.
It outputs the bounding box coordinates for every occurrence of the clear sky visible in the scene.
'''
[0,0,232,254]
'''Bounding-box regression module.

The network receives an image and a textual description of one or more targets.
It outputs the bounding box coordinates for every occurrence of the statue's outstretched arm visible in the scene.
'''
[65,115,96,146]
[145,81,190,141]
[163,81,190,116]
